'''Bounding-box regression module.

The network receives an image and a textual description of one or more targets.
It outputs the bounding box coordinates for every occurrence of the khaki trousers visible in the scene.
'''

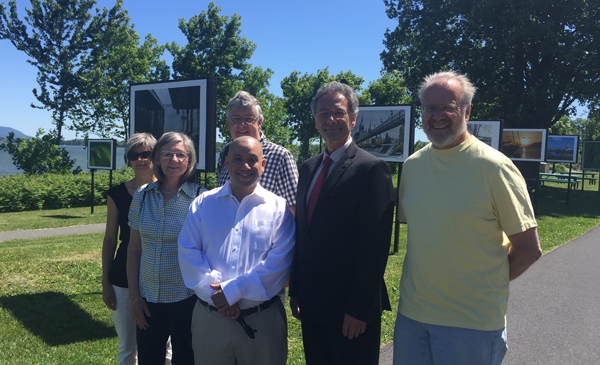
[191,299,287,365]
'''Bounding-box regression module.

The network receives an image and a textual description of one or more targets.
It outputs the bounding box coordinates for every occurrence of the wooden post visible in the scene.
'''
[90,169,96,214]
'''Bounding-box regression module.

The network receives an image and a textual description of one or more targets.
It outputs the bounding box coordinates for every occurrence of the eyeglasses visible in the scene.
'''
[160,151,189,161]
[229,116,259,125]
[317,110,349,120]
[127,151,152,161]
[421,103,464,115]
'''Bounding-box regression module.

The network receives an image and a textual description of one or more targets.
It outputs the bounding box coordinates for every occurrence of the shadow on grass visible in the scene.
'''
[41,214,86,219]
[536,186,600,219]
[0,291,114,346]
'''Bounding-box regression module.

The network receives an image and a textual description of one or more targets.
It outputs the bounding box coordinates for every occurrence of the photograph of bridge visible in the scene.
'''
[352,105,413,162]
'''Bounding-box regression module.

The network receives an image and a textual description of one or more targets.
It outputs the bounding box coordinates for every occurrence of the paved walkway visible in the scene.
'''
[0,223,105,242]
[503,224,600,364]
[3,223,599,364]
[379,224,600,364]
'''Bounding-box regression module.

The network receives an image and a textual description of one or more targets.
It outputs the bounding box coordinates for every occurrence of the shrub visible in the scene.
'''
[0,168,132,213]
[0,168,217,213]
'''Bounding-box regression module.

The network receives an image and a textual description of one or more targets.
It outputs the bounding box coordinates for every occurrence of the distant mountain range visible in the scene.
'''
[0,126,31,139]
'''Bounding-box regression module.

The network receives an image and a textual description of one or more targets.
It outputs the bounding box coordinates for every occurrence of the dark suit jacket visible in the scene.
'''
[289,141,394,323]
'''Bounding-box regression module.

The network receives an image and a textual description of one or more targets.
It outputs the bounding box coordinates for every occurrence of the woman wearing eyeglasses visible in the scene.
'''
[127,132,206,365]
[102,133,159,365]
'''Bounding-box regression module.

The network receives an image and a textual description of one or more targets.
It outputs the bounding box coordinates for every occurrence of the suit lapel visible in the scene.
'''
[306,142,358,228]
[299,154,323,229]
[303,142,360,227]
[321,142,358,193]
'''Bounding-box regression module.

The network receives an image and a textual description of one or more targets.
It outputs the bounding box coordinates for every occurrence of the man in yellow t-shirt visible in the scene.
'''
[393,71,542,365]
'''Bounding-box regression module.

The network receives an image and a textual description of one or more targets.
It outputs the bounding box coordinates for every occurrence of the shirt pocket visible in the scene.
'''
[248,220,275,251]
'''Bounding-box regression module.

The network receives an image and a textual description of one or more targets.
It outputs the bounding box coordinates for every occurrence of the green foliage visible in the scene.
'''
[166,2,283,142]
[73,1,170,140]
[414,140,429,152]
[0,167,134,213]
[0,0,114,143]
[381,0,600,129]
[576,109,600,141]
[549,117,577,135]
[0,129,75,175]
[281,68,364,164]
[549,163,568,173]
[0,168,222,213]
[358,71,412,106]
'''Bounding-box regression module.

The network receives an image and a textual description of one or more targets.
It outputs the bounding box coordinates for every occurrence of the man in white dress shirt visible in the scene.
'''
[178,136,295,365]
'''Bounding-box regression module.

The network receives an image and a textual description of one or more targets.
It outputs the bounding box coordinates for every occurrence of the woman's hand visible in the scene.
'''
[102,281,117,310]
[131,295,151,330]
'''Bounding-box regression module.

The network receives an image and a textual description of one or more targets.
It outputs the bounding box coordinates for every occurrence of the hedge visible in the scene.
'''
[0,168,218,213]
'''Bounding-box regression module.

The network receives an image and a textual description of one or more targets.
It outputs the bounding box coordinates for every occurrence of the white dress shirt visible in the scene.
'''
[178,182,295,309]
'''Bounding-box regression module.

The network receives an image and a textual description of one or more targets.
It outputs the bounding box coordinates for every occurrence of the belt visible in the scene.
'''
[197,296,279,339]
[197,295,279,316]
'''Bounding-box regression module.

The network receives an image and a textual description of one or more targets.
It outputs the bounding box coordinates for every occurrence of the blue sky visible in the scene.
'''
[0,0,399,139]
[1,0,588,142]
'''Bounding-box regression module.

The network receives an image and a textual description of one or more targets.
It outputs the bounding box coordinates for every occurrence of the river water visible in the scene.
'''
[0,145,126,176]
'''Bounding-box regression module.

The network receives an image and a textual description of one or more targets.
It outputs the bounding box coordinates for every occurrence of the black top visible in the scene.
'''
[107,183,133,288]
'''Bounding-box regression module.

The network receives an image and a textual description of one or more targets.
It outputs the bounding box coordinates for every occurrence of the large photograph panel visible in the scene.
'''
[502,128,547,162]
[582,141,600,170]
[546,135,579,163]
[467,120,502,150]
[129,78,217,172]
[87,139,116,170]
[352,105,414,162]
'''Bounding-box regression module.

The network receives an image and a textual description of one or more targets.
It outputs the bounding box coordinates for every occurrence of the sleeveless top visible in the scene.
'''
[107,183,133,288]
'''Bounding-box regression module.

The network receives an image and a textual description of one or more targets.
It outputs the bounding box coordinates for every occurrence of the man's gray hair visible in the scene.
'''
[419,71,477,105]
[226,91,263,120]
[311,81,360,116]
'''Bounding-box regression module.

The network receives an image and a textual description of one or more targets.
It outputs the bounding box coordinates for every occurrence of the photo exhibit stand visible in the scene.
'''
[90,169,96,214]
[513,161,540,213]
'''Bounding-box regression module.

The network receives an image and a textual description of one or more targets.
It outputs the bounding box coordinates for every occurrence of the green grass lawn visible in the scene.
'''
[0,206,107,232]
[0,182,599,364]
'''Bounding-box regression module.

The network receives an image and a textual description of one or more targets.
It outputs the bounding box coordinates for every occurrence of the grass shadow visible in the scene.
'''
[0,291,114,346]
[536,186,600,219]
[41,214,86,219]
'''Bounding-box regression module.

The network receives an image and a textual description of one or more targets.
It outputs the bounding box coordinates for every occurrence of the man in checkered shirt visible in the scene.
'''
[216,91,299,215]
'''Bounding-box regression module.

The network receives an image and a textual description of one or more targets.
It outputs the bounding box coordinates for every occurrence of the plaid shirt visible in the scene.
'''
[216,134,299,206]
[129,181,206,303]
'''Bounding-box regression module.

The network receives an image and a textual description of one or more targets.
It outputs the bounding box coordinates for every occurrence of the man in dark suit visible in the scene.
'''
[289,81,394,365]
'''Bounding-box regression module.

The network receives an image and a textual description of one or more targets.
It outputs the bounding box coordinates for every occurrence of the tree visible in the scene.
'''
[281,68,364,164]
[166,2,278,141]
[584,105,600,141]
[233,66,290,146]
[358,71,411,106]
[381,0,600,129]
[73,2,170,140]
[548,117,577,136]
[0,0,112,144]
[0,129,75,174]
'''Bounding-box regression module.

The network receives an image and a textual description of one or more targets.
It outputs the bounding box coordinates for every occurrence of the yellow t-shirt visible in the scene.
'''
[398,136,537,331]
